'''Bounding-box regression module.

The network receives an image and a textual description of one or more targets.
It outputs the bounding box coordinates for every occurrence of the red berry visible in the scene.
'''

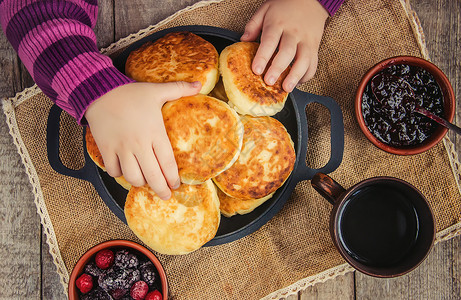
[145,290,162,300]
[130,281,149,300]
[95,249,114,270]
[76,273,93,294]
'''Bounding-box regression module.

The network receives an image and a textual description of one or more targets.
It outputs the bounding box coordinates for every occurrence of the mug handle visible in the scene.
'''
[290,89,345,182]
[311,172,346,205]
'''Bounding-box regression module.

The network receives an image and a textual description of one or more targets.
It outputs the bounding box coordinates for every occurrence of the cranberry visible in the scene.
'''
[95,249,115,270]
[76,273,93,294]
[145,290,162,300]
[130,281,149,300]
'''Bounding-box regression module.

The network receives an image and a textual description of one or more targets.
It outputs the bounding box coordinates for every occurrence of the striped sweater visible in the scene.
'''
[0,0,344,125]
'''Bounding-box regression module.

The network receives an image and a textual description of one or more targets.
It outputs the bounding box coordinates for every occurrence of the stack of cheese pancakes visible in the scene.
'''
[86,32,295,255]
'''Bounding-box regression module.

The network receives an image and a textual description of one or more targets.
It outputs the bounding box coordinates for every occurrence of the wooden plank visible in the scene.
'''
[411,0,461,156]
[113,0,205,41]
[19,63,35,91]
[0,106,41,298]
[453,236,461,296]
[94,0,116,49]
[0,23,42,299]
[355,236,461,299]
[41,228,66,299]
[299,273,355,300]
[0,1,458,299]
[0,34,21,97]
[286,294,299,300]
[355,0,461,299]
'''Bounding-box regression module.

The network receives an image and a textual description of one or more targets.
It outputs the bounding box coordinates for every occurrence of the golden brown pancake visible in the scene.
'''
[162,94,244,185]
[125,180,220,255]
[217,186,272,218]
[219,42,290,116]
[125,32,219,94]
[85,127,104,170]
[85,128,131,190]
[213,115,295,200]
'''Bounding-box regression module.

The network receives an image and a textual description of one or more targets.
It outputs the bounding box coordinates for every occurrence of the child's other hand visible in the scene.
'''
[84,81,201,200]
[241,0,329,92]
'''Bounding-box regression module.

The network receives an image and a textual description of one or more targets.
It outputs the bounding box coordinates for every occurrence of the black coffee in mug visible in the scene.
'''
[311,173,435,277]
[337,184,419,267]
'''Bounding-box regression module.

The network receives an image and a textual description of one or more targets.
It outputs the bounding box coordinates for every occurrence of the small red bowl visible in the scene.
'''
[355,56,455,155]
[68,240,168,300]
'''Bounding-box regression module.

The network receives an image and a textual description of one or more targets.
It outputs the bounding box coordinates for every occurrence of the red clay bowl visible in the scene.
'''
[355,56,455,155]
[68,240,168,300]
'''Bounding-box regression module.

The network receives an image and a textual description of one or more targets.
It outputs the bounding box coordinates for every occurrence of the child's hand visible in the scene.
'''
[84,81,201,200]
[241,0,329,92]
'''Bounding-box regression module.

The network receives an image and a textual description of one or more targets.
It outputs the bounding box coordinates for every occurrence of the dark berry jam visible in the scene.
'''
[362,64,444,147]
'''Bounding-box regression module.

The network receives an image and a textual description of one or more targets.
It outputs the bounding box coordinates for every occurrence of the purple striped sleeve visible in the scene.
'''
[317,0,344,15]
[0,0,134,124]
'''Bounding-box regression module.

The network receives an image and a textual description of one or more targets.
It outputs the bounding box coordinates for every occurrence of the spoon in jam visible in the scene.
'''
[371,73,461,136]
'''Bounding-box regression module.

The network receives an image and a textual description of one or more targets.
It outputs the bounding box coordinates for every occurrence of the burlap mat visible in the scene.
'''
[3,0,461,299]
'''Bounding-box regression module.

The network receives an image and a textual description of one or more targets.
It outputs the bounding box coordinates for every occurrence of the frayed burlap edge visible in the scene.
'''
[2,0,461,299]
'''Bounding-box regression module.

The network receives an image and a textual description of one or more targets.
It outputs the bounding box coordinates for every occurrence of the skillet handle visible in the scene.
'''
[46,105,127,223]
[290,89,344,182]
[46,104,95,180]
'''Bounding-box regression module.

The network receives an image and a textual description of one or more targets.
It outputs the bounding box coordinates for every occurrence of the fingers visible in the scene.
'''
[280,44,319,92]
[264,33,297,86]
[119,146,174,200]
[118,152,146,188]
[252,23,282,75]
[157,81,201,102]
[136,145,172,201]
[106,137,177,201]
[252,30,320,90]
[301,52,318,82]
[282,43,311,92]
[102,151,122,178]
[241,3,269,41]
[150,121,180,191]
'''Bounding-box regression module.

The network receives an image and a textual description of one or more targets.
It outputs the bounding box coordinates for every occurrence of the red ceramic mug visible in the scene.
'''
[311,173,435,277]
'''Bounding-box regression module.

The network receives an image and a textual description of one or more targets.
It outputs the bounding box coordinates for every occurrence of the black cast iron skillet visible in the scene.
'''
[47,25,344,246]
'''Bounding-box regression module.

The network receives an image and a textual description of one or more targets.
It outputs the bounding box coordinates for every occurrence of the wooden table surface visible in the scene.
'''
[0,0,460,299]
